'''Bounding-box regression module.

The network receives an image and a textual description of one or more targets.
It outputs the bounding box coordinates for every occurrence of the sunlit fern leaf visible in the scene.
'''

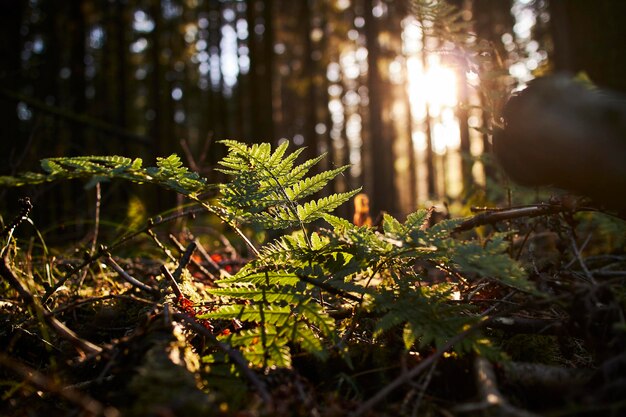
[292,322,327,360]
[383,213,406,238]
[209,286,305,305]
[322,213,356,231]
[0,154,211,197]
[296,190,361,223]
[266,140,290,169]
[156,154,184,171]
[279,153,325,186]
[41,159,67,174]
[215,272,301,287]
[284,165,350,201]
[295,301,335,337]
[218,140,360,231]
[199,304,292,327]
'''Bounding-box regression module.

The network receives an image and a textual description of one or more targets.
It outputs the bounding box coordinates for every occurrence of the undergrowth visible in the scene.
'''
[1,140,625,417]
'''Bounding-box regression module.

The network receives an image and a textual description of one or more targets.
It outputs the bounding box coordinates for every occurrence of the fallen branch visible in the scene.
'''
[502,361,593,391]
[455,204,564,232]
[104,256,158,294]
[457,356,541,417]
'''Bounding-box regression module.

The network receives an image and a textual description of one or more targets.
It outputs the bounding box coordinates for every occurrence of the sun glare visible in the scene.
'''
[407,57,460,153]
[407,58,458,113]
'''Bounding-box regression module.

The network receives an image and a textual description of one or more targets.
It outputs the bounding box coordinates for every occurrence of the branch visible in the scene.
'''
[454,204,565,232]
[105,255,158,294]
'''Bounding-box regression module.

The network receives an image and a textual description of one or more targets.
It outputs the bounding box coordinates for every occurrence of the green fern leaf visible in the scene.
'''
[209,286,304,304]
[199,304,292,326]
[284,165,350,201]
[297,189,361,223]
[216,272,301,287]
[293,322,327,360]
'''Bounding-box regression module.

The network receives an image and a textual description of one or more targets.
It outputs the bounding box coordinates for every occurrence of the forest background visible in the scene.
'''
[2,0,626,225]
[2,1,626,416]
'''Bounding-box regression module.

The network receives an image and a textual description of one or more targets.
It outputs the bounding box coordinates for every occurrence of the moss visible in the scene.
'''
[502,334,561,365]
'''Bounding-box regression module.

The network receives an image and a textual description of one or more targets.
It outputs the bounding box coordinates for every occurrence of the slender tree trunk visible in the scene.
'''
[364,0,397,217]
[0,0,25,173]
[69,0,87,151]
[458,68,472,197]
[302,0,318,163]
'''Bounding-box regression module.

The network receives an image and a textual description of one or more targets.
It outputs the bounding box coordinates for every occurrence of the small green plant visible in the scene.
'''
[1,140,530,371]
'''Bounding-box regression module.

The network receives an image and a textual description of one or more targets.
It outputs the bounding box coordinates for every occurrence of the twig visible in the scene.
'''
[160,264,183,299]
[172,312,273,406]
[168,234,217,281]
[104,256,157,294]
[455,203,583,232]
[146,229,176,262]
[173,241,197,280]
[568,231,595,283]
[0,353,120,417]
[79,182,102,286]
[42,206,205,302]
[411,360,438,417]
[48,294,156,316]
[0,252,102,356]
[193,237,228,276]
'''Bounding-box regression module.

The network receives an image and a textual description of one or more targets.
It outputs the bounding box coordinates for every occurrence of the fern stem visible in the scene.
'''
[240,145,313,249]
[197,200,261,257]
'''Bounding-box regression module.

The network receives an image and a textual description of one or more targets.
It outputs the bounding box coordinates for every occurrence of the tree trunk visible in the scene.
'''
[549,0,626,93]
[364,0,397,217]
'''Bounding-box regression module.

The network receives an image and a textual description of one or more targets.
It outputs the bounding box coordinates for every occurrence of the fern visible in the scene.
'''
[0,140,530,371]
[0,154,211,197]
[217,140,360,233]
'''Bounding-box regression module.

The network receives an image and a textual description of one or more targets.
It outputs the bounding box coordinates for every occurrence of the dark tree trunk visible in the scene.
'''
[364,0,397,217]
[549,0,626,93]
[0,0,25,173]
[246,0,275,143]
[68,0,87,152]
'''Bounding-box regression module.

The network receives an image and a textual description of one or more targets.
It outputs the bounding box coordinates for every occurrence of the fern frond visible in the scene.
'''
[0,154,211,197]
[297,190,361,223]
[216,272,301,287]
[209,285,304,305]
[200,304,292,327]
[284,165,350,201]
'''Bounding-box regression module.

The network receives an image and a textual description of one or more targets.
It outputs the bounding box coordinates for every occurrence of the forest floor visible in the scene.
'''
[1,198,626,417]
